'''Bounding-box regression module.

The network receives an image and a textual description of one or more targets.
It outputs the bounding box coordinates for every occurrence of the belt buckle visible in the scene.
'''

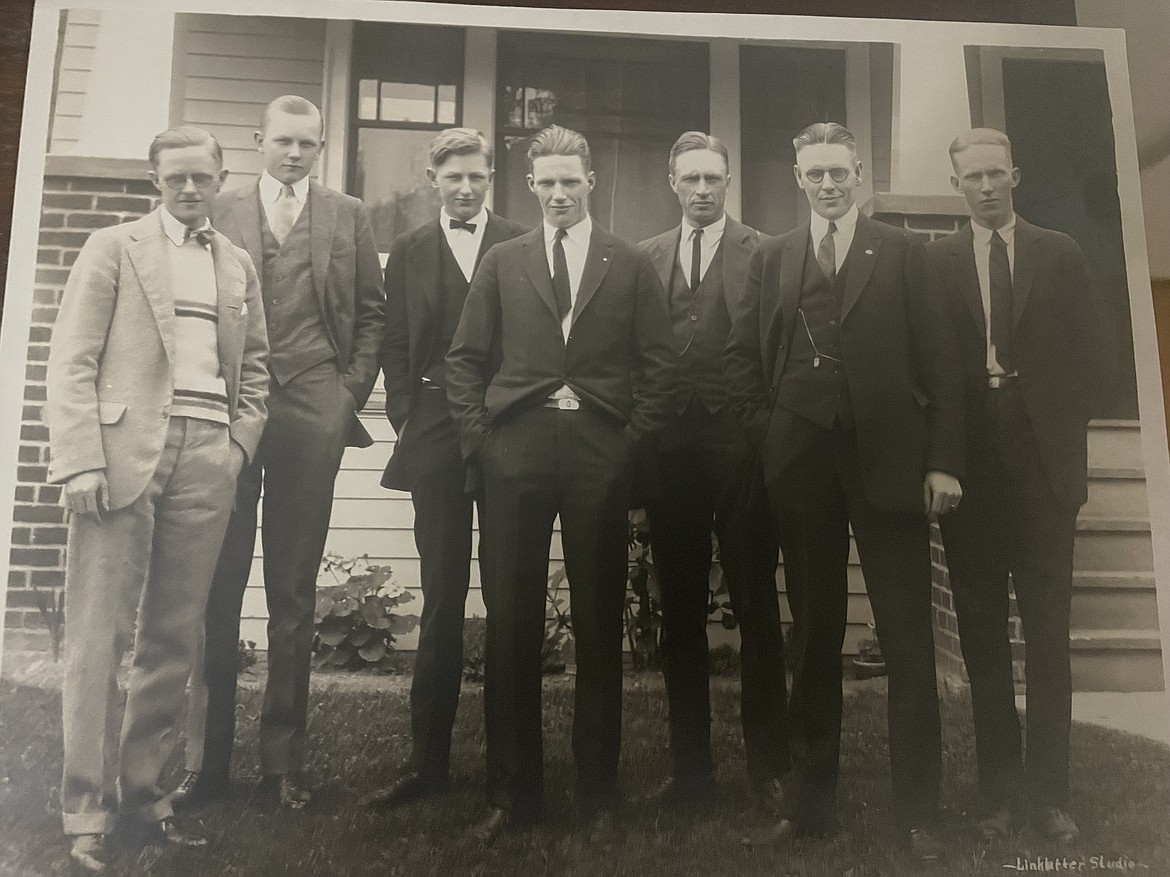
[557,397,580,411]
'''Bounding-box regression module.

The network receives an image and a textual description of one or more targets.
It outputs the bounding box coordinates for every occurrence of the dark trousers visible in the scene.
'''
[200,361,352,781]
[765,414,941,833]
[403,390,479,780]
[939,385,1078,808]
[647,401,790,787]
[479,406,631,819]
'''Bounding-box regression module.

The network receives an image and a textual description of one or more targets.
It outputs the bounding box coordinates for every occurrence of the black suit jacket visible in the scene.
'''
[380,213,528,489]
[924,217,1114,508]
[446,222,679,464]
[724,213,964,514]
[214,179,385,447]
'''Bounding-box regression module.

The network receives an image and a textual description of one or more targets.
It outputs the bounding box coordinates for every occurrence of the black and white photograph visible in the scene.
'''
[0,0,1168,874]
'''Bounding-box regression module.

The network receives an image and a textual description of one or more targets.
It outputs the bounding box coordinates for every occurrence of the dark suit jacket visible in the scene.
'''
[214,178,385,447]
[446,222,679,464]
[924,217,1114,508]
[380,212,528,489]
[724,213,964,514]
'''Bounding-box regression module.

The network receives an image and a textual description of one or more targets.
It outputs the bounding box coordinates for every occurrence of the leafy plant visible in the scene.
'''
[237,639,258,673]
[313,553,418,672]
[852,621,887,679]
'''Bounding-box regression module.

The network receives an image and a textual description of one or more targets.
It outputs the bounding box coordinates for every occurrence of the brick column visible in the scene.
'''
[6,157,154,646]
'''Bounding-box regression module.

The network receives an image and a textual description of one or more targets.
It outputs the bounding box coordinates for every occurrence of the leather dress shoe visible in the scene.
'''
[977,802,1022,840]
[1032,806,1080,843]
[468,806,509,845]
[648,775,715,812]
[123,816,208,849]
[171,771,229,811]
[256,774,312,811]
[906,826,945,865]
[358,772,450,809]
[68,834,107,874]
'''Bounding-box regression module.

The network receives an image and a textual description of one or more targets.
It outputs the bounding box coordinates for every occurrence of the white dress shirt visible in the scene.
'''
[259,171,309,234]
[543,214,593,341]
[441,207,488,283]
[679,213,726,287]
[810,203,859,275]
[971,214,1018,375]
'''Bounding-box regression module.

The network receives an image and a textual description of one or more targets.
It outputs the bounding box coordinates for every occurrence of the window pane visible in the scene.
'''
[357,79,378,121]
[353,127,442,250]
[380,82,436,123]
[437,85,457,125]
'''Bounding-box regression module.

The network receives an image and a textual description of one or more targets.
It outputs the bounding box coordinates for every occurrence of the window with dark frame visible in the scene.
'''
[349,23,466,251]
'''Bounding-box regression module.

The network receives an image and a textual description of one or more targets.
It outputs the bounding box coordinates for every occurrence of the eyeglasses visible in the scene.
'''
[803,167,852,184]
[161,173,218,190]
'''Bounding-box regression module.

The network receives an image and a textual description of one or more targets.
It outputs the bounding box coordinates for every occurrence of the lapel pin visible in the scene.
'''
[603,257,609,262]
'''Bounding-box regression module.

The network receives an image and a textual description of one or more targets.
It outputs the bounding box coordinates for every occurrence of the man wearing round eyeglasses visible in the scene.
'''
[45,126,269,871]
[724,121,964,863]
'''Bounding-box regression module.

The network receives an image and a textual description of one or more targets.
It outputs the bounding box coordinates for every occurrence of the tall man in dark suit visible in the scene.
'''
[447,125,677,842]
[927,128,1113,843]
[175,95,384,810]
[724,122,964,862]
[362,128,526,809]
[636,132,790,814]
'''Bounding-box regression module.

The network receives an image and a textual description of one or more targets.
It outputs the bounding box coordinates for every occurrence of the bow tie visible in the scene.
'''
[184,226,215,248]
[449,218,477,233]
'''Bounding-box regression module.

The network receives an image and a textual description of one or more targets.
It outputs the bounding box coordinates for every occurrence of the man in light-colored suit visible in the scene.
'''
[46,126,269,872]
[636,132,791,816]
[175,95,384,810]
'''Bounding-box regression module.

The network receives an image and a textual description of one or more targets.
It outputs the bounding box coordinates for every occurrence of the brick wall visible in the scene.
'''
[6,158,155,643]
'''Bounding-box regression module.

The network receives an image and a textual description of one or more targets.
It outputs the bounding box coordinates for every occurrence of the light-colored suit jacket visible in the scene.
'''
[45,208,270,511]
[213,179,385,447]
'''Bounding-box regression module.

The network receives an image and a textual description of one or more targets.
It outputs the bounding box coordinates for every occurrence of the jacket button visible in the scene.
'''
[690,315,698,322]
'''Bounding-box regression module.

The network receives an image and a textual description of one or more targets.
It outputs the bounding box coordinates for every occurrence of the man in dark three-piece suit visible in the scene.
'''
[47,127,268,871]
[361,128,526,810]
[724,122,964,863]
[636,131,792,816]
[176,95,384,810]
[447,125,678,843]
[926,128,1114,844]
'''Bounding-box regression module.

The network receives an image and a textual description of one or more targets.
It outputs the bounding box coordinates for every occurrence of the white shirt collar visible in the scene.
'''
[683,213,726,242]
[259,170,309,205]
[543,214,592,248]
[441,206,489,233]
[160,206,212,248]
[810,203,859,242]
[971,213,1017,247]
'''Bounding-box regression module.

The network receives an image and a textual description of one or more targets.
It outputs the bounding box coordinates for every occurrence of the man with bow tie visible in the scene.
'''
[45,126,269,871]
[362,128,526,810]
[447,125,678,842]
[174,95,384,811]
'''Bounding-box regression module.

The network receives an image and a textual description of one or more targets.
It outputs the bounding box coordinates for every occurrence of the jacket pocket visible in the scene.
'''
[97,401,127,424]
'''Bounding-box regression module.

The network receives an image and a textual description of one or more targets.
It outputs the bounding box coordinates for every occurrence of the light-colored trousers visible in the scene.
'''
[60,417,238,835]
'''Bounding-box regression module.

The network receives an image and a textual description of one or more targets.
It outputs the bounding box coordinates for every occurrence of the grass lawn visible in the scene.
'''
[0,672,1168,876]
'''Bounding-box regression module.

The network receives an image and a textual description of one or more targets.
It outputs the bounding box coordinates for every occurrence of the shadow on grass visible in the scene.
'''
[0,676,1167,876]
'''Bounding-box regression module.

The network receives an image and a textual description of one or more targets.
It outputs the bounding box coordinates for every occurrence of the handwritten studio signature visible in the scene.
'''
[1003,855,1149,872]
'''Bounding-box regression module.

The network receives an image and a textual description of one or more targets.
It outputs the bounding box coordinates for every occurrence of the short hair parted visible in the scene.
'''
[949,127,1014,168]
[792,122,857,157]
[148,126,223,169]
[526,125,591,174]
[429,127,493,169]
[261,94,323,135]
[669,131,730,175]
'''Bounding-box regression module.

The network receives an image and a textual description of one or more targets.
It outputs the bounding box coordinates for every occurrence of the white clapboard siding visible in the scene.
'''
[50,9,102,154]
[174,13,326,191]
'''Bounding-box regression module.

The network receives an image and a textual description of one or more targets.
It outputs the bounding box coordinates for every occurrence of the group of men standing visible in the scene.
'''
[44,88,1112,873]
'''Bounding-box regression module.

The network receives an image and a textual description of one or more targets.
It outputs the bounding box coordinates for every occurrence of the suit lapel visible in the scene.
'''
[777,226,806,339]
[126,212,176,367]
[477,213,514,272]
[841,217,880,322]
[648,228,679,292]
[1011,217,1039,329]
[951,223,985,335]
[229,184,263,275]
[308,181,337,313]
[411,220,443,317]
[720,219,752,306]
[521,231,561,321]
[571,229,614,325]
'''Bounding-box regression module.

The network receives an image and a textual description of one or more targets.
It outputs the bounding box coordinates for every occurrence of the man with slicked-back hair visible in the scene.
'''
[175,95,384,811]
[724,121,963,863]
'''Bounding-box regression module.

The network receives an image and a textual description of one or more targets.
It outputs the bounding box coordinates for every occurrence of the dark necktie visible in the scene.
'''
[817,221,837,281]
[989,229,1013,371]
[449,218,477,233]
[552,228,572,319]
[690,227,703,290]
[184,226,214,248]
